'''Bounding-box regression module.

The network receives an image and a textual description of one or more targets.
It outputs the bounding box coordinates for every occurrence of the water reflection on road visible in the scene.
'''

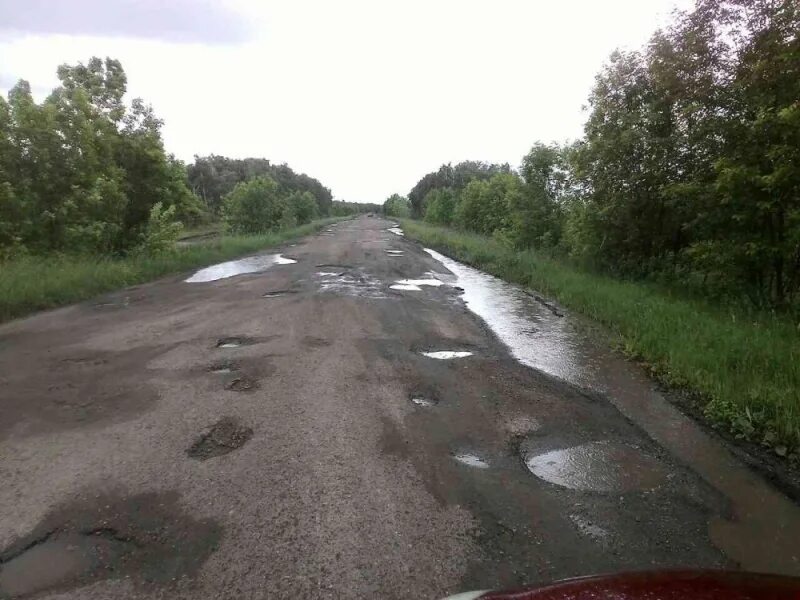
[424,247,800,576]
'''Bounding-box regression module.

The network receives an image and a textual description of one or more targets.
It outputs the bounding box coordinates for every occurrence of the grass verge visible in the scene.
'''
[402,219,800,461]
[0,217,343,323]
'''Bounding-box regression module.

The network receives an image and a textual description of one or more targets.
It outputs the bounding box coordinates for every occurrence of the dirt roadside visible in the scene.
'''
[0,216,797,599]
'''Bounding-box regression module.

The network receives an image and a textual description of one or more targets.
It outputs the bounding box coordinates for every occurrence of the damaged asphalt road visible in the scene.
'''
[1,216,799,599]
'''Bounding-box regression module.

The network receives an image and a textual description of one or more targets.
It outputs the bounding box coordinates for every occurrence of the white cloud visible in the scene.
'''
[0,0,692,203]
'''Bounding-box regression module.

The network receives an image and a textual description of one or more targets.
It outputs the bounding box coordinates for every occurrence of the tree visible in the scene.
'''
[383,194,410,217]
[423,188,457,226]
[223,177,290,234]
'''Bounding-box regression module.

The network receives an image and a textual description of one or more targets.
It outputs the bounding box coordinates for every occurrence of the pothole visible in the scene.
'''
[302,336,331,348]
[420,351,474,359]
[0,492,220,598]
[453,453,489,469]
[207,361,238,375]
[315,263,353,269]
[569,514,610,543]
[215,337,258,349]
[385,250,404,255]
[187,417,253,460]
[263,289,299,298]
[390,283,422,291]
[387,227,404,236]
[523,440,668,492]
[224,376,259,392]
[410,395,437,407]
[274,255,297,264]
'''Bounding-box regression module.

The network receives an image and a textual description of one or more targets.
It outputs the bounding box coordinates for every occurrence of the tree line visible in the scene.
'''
[0,59,343,258]
[396,0,799,310]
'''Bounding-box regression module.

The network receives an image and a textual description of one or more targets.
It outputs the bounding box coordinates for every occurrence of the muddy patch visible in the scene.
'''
[224,376,259,393]
[0,491,220,598]
[187,417,253,460]
[523,440,669,493]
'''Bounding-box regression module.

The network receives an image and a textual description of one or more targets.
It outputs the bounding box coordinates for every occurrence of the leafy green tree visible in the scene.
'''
[223,177,290,234]
[423,188,458,226]
[383,194,410,217]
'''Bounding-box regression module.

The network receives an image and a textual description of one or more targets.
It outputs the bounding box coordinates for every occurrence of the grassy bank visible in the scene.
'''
[402,219,800,460]
[0,217,343,323]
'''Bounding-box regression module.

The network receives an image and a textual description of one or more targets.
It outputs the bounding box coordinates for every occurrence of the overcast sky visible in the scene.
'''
[0,0,691,203]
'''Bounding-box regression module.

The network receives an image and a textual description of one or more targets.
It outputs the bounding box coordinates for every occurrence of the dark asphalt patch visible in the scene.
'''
[0,491,221,598]
[187,417,253,460]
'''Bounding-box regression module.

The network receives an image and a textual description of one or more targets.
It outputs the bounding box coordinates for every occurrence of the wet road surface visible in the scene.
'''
[1,216,798,599]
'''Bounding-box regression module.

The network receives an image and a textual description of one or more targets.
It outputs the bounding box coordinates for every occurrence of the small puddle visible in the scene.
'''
[187,417,253,460]
[410,397,436,407]
[390,283,422,291]
[387,227,404,236]
[385,250,404,255]
[318,271,386,298]
[453,453,489,469]
[393,278,444,288]
[186,254,296,282]
[524,440,668,493]
[420,351,473,360]
[316,271,341,277]
[0,534,118,597]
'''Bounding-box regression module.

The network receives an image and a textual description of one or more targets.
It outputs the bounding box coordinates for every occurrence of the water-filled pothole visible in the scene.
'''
[410,396,437,407]
[390,283,422,291]
[187,417,253,460]
[523,440,668,492]
[453,453,489,469]
[315,263,353,270]
[387,227,404,236]
[215,337,258,349]
[186,254,296,282]
[420,351,474,359]
[0,491,220,599]
[385,250,404,255]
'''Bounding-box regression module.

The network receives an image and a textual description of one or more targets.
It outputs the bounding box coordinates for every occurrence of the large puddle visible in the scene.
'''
[185,254,297,282]
[424,247,800,575]
[524,441,668,492]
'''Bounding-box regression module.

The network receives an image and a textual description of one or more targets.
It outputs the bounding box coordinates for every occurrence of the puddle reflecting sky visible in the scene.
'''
[424,248,592,386]
[186,254,296,283]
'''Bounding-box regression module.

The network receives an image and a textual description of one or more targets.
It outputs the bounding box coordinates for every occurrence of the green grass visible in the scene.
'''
[402,219,800,460]
[0,218,344,323]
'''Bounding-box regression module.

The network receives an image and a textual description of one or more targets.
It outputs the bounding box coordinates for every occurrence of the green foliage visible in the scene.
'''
[382,194,410,217]
[423,188,457,226]
[137,202,183,256]
[0,57,204,256]
[286,190,319,225]
[187,155,333,217]
[404,219,800,459]
[330,200,381,216]
[408,161,511,217]
[0,218,342,323]
[222,177,289,234]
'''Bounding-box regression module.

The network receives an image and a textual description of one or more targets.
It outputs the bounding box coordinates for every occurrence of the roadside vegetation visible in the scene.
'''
[0,58,371,322]
[393,0,800,460]
[0,218,342,322]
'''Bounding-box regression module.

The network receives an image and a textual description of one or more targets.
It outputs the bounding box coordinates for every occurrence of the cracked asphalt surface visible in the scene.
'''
[0,216,797,599]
